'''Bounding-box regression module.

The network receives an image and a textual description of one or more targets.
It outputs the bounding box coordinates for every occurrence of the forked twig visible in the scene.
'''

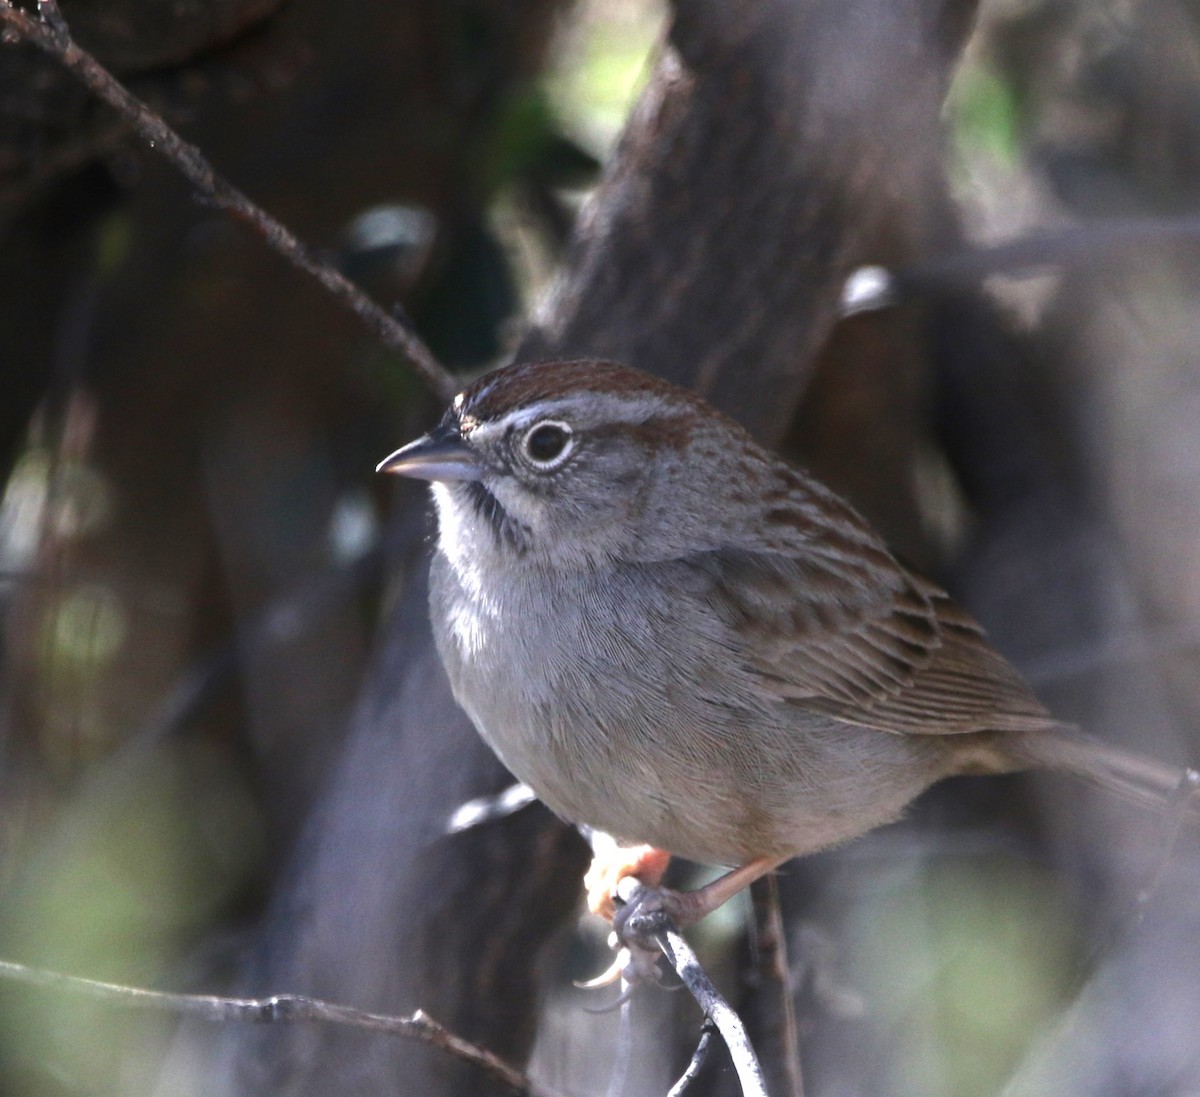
[0,958,560,1097]
[0,0,458,402]
[637,918,769,1097]
[605,874,771,1097]
[667,1018,716,1097]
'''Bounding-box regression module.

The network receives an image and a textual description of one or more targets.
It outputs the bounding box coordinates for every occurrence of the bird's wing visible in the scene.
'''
[693,489,1051,736]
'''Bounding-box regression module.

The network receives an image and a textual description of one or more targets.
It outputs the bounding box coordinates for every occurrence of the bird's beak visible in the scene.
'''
[376,424,483,482]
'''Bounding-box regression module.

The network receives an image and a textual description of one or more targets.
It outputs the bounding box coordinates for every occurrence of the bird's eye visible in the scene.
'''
[522,421,573,467]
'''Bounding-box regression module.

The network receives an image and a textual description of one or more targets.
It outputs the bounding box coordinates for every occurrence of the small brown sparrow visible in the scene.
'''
[379,359,1195,927]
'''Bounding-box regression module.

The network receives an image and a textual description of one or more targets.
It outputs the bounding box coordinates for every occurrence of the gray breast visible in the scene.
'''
[427,551,944,865]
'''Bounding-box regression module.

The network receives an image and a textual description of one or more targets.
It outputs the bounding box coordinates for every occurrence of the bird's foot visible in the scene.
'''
[609,856,789,952]
[576,877,693,992]
[584,840,671,921]
[579,852,788,987]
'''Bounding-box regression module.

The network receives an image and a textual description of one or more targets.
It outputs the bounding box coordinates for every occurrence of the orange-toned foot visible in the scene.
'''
[612,855,787,938]
[585,840,672,920]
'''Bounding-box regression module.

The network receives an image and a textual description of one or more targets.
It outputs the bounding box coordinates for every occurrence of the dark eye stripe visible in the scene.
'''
[463,481,529,554]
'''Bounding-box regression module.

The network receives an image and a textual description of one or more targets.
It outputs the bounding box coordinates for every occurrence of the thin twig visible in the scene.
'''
[650,925,769,1097]
[0,958,559,1097]
[900,215,1200,292]
[841,214,1200,316]
[0,0,459,402]
[666,1019,716,1097]
[997,771,1200,1097]
[750,875,803,1097]
[611,879,769,1096]
[1135,768,1200,914]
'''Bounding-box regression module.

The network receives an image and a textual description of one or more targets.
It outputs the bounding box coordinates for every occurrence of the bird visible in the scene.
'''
[378,358,1197,929]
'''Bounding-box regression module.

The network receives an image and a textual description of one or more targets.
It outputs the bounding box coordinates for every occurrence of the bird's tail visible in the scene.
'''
[1007,725,1200,818]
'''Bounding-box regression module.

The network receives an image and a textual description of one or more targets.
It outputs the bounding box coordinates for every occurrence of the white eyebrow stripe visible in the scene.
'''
[474,401,563,437]
[468,393,679,442]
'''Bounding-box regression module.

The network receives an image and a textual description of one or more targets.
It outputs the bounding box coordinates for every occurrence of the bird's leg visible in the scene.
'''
[581,849,789,989]
[614,856,789,935]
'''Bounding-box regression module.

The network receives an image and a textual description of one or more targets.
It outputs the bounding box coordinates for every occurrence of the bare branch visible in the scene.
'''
[842,214,1200,315]
[608,876,773,1096]
[447,782,538,833]
[0,958,560,1097]
[652,925,769,1097]
[666,1019,716,1097]
[0,0,459,402]
[750,875,803,1097]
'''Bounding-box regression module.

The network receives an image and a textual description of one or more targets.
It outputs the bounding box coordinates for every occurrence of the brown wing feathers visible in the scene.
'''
[702,522,1052,736]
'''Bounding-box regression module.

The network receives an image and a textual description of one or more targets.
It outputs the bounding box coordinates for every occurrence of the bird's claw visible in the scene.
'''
[576,880,677,992]
[575,940,664,991]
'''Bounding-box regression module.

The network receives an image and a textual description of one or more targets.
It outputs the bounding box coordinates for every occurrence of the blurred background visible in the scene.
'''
[1,0,1199,1095]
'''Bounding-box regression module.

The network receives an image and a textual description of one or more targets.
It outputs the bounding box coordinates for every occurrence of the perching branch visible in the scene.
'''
[0,0,459,402]
[612,880,769,1097]
[652,924,769,1097]
[0,958,560,1097]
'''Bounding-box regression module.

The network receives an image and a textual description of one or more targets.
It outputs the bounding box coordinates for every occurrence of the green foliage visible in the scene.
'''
[0,743,264,1094]
[846,854,1079,1097]
[949,62,1022,167]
